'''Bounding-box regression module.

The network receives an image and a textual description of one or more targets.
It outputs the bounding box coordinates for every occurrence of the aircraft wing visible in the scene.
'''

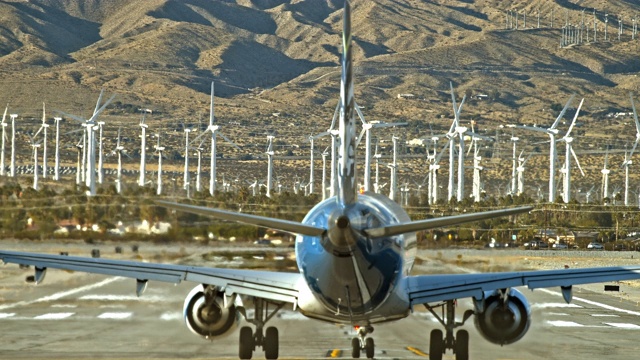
[406,266,640,305]
[365,206,533,238]
[0,251,301,304]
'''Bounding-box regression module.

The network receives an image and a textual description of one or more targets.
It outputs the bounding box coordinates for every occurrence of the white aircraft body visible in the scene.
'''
[3,3,640,360]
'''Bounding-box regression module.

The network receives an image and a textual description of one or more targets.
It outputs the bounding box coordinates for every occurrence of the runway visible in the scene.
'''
[2,251,640,359]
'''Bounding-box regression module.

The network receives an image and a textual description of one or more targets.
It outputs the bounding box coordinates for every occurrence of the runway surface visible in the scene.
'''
[2,248,640,359]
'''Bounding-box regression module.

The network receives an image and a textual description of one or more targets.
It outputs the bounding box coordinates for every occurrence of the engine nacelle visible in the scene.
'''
[474,288,531,345]
[183,284,241,339]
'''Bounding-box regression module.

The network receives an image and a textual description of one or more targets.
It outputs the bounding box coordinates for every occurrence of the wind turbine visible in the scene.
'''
[450,82,467,201]
[321,146,329,200]
[53,117,62,180]
[559,98,585,203]
[199,82,241,196]
[601,149,610,201]
[97,121,105,184]
[624,92,640,206]
[517,95,576,202]
[33,103,49,179]
[510,133,519,194]
[10,113,17,177]
[183,125,197,190]
[75,137,83,186]
[355,106,407,192]
[585,185,596,203]
[155,133,165,196]
[60,89,115,196]
[115,128,124,194]
[193,139,206,192]
[29,136,42,190]
[373,140,382,194]
[388,136,399,201]
[307,131,329,195]
[265,136,275,198]
[0,106,7,176]
[139,112,149,187]
[516,151,533,196]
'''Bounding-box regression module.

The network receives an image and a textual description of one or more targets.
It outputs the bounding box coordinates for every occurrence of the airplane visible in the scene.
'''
[3,2,640,360]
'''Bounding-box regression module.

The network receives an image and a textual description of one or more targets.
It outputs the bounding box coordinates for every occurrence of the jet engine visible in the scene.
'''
[474,288,531,345]
[183,284,241,339]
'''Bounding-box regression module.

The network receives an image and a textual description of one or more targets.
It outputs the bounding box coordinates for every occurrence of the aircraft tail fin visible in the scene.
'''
[337,0,357,206]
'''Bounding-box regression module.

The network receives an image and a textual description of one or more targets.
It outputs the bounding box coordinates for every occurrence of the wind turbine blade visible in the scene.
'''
[88,94,116,123]
[450,82,458,119]
[565,98,584,137]
[42,102,46,124]
[189,129,208,145]
[117,128,121,147]
[93,89,105,115]
[570,147,585,176]
[550,94,575,129]
[434,140,450,163]
[356,128,366,147]
[604,149,609,167]
[329,102,339,130]
[631,92,640,134]
[210,81,215,126]
[372,122,408,129]
[56,111,85,124]
[355,102,367,126]
[63,128,84,135]
[629,139,640,160]
[33,125,44,139]
[219,132,241,150]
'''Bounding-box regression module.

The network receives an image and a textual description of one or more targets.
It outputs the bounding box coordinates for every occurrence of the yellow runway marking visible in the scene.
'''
[406,346,429,357]
[326,349,341,357]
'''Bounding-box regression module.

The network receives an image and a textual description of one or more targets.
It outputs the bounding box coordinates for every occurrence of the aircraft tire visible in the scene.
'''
[429,329,443,360]
[264,326,279,360]
[239,326,254,360]
[365,337,375,359]
[351,337,360,358]
[455,330,469,360]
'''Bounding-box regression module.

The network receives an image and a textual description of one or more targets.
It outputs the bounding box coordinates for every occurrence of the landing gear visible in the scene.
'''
[238,298,284,359]
[426,300,473,360]
[350,326,375,359]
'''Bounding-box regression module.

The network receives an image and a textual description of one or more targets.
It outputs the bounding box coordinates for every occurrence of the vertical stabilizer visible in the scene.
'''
[337,0,357,206]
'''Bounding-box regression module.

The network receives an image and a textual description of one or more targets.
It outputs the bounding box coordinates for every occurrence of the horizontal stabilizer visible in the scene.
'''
[156,200,326,237]
[365,206,533,238]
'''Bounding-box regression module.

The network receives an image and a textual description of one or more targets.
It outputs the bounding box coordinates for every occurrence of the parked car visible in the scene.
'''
[587,242,604,250]
[614,244,629,251]
[525,240,548,250]
[552,243,568,250]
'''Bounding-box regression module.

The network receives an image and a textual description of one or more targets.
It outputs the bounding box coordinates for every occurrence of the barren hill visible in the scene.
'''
[0,0,638,197]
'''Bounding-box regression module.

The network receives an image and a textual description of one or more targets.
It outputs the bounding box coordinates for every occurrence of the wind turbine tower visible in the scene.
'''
[308,131,329,195]
[602,150,610,201]
[97,121,105,184]
[624,92,640,206]
[389,136,399,201]
[53,117,61,180]
[10,113,17,177]
[0,107,7,176]
[31,141,41,190]
[183,126,196,190]
[115,129,124,194]
[266,136,275,198]
[155,134,164,196]
[510,134,519,194]
[139,114,149,187]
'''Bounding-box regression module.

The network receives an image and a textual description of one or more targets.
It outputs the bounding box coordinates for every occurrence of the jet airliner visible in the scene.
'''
[3,2,640,360]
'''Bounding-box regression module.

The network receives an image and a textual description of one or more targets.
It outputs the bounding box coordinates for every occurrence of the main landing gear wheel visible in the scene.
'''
[351,338,361,358]
[454,330,469,360]
[426,300,474,360]
[365,338,375,359]
[351,326,375,359]
[264,327,279,360]
[429,329,444,360]
[239,326,254,360]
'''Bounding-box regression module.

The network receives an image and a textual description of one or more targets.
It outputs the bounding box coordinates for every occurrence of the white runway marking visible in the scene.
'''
[604,323,640,329]
[79,294,166,302]
[538,288,640,316]
[52,304,77,308]
[532,302,582,309]
[547,320,584,327]
[0,277,124,311]
[160,312,181,321]
[0,313,16,318]
[547,312,570,316]
[591,314,619,317]
[97,312,132,319]
[34,312,75,320]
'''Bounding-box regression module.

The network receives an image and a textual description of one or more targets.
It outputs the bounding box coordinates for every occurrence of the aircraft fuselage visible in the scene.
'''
[295,192,417,325]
